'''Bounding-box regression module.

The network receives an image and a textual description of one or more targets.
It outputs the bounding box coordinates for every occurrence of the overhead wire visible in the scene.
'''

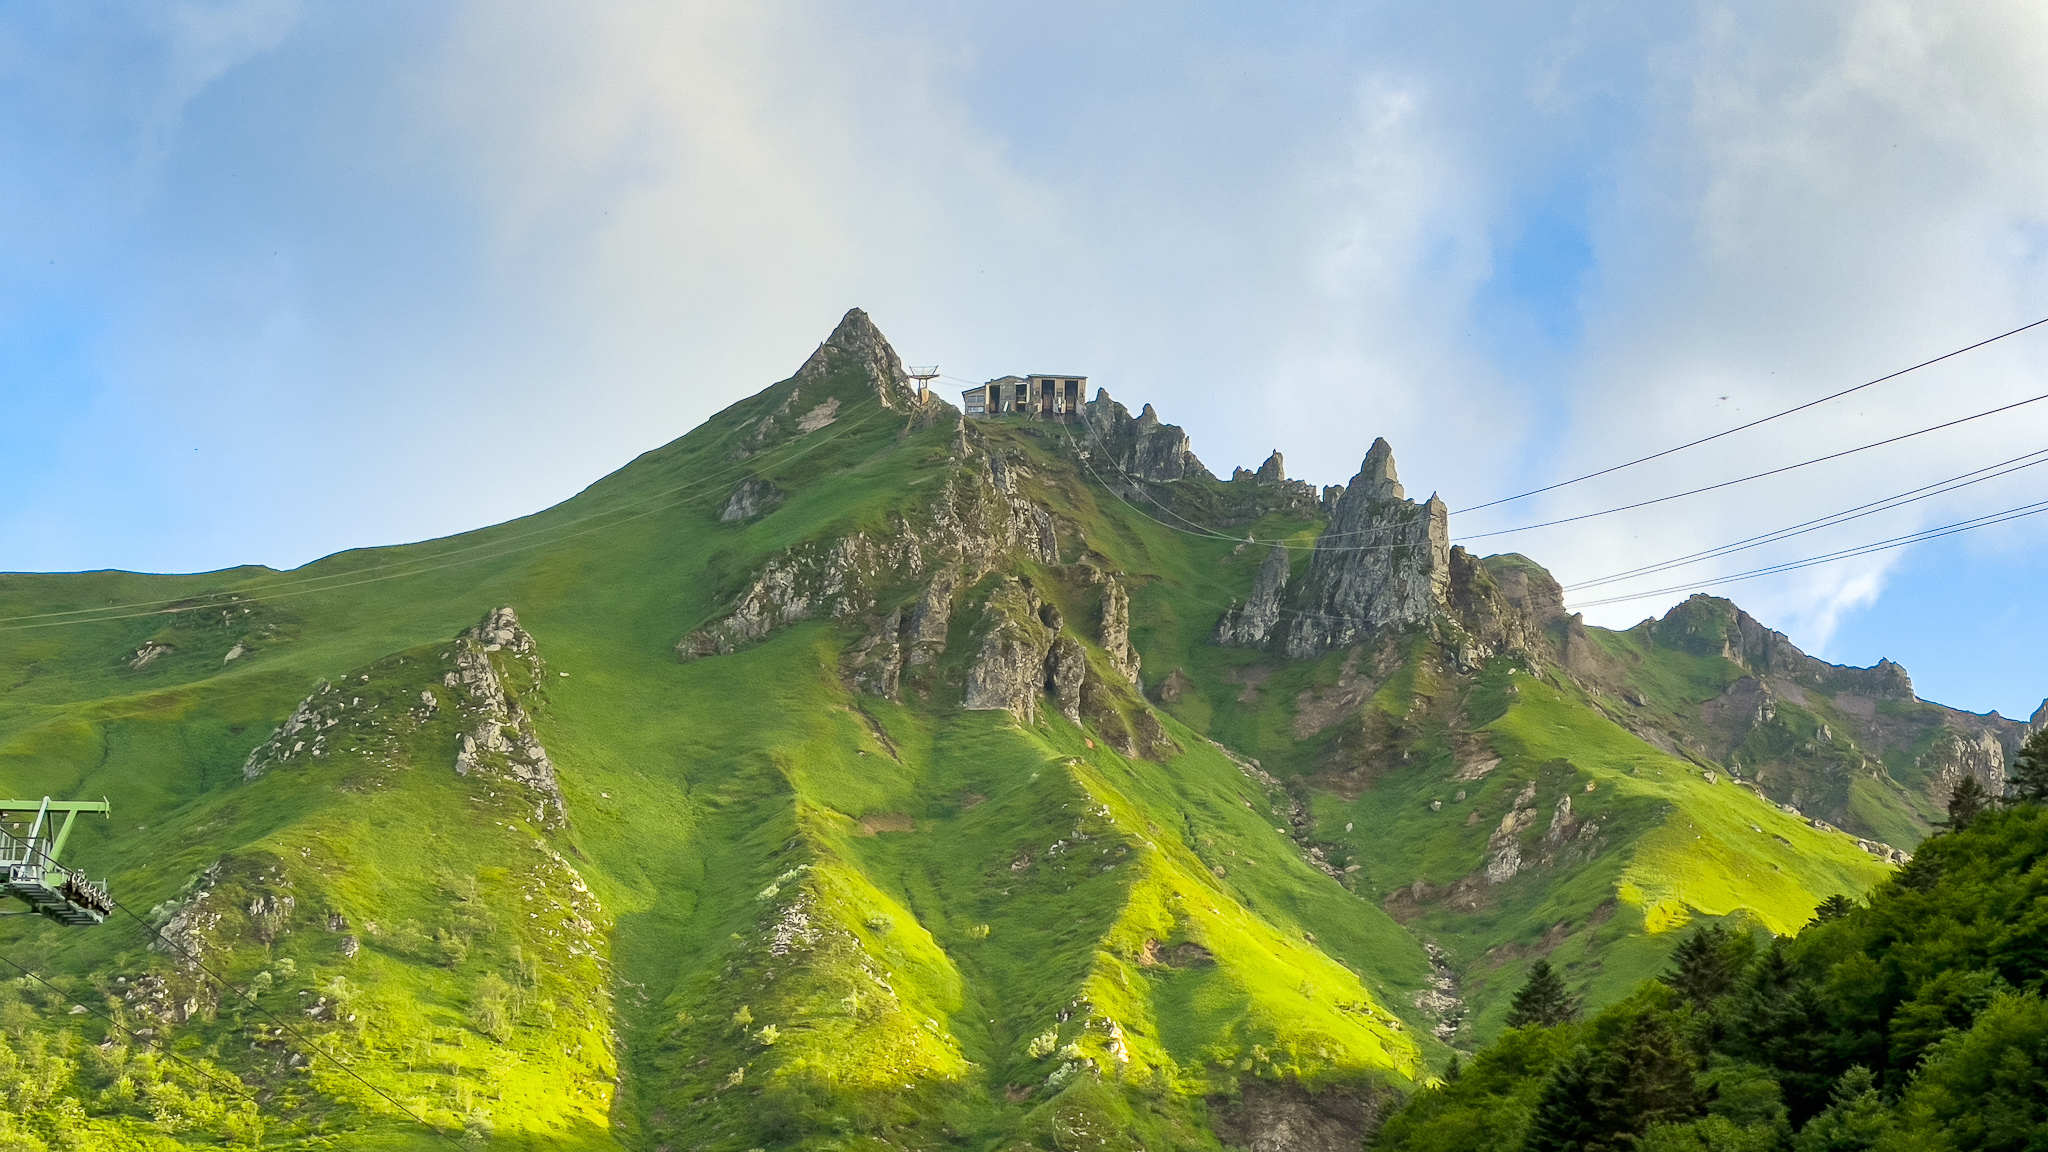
[1568,496,2048,610]
[0,950,262,1107]
[1459,389,2048,540]
[1455,312,2048,513]
[1562,445,2048,592]
[107,896,467,1147]
[0,391,905,633]
[3,833,460,1144]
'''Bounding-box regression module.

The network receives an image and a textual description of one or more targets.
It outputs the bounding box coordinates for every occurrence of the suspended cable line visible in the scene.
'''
[1568,496,2048,610]
[1460,388,2048,541]
[108,897,465,1147]
[1457,312,2048,514]
[0,950,262,1106]
[0,393,902,633]
[1562,445,2048,591]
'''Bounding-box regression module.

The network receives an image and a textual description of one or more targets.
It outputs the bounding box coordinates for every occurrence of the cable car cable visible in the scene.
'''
[1561,444,2048,591]
[1568,496,2048,610]
[1456,312,2048,514]
[0,392,903,633]
[105,898,466,1147]
[0,950,261,1106]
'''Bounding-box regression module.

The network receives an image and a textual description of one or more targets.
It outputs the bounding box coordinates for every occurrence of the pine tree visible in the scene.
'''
[1585,1013,1702,1149]
[1790,1066,1891,1152]
[1940,774,1993,831]
[1521,1048,1599,1152]
[1809,894,1855,925]
[1727,941,1841,1126]
[1506,960,1581,1029]
[2008,726,2048,802]
[1660,925,1740,1006]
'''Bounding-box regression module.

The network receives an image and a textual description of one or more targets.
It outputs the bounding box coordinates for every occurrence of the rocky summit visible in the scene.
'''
[0,308,2029,1150]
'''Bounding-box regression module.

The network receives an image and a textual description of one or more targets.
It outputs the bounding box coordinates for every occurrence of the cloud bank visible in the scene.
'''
[4,0,2047,710]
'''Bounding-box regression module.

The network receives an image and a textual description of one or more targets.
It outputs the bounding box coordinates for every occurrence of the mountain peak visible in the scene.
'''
[792,306,923,409]
[1356,437,1402,500]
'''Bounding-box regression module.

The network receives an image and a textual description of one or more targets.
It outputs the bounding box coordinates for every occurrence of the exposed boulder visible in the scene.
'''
[719,477,785,522]
[129,642,173,670]
[1080,390,1212,483]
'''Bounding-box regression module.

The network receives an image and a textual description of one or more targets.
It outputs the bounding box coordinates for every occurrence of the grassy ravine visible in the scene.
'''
[0,338,1901,1148]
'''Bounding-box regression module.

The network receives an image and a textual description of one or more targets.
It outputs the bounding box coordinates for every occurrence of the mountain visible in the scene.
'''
[0,309,2027,1150]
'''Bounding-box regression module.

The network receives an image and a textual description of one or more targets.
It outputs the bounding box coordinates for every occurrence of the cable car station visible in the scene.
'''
[0,798,114,926]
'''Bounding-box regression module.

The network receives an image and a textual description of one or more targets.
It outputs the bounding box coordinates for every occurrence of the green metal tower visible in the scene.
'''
[0,798,113,926]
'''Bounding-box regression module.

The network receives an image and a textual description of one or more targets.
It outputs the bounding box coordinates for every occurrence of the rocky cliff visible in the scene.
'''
[1080,389,1213,482]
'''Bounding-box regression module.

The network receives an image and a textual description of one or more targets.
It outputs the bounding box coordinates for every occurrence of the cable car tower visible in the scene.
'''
[0,798,113,926]
[907,365,940,403]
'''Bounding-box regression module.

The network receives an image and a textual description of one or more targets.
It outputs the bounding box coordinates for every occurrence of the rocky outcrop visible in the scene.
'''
[1047,636,1088,724]
[1255,451,1286,483]
[444,609,566,829]
[1215,546,1291,648]
[1276,440,1450,659]
[791,307,929,412]
[681,454,1057,660]
[1656,595,1916,700]
[241,608,565,829]
[1098,576,1141,686]
[720,477,785,522]
[1445,551,1567,668]
[1080,390,1212,483]
[1922,729,2010,805]
[845,567,962,699]
[1207,1080,1392,1152]
[962,578,1060,721]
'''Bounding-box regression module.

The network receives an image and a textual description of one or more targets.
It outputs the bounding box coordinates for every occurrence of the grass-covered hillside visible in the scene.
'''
[0,310,1989,1148]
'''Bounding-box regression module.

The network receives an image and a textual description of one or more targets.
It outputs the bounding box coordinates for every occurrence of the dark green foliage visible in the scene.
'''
[1888,990,2048,1150]
[1507,960,1582,1029]
[1383,802,2048,1152]
[1788,1067,1889,1152]
[1376,1025,1582,1152]
[1943,773,1995,831]
[2009,727,2048,802]
[1661,925,1748,1007]
[1521,1048,1601,1152]
[1520,1014,1700,1152]
[1809,894,1855,925]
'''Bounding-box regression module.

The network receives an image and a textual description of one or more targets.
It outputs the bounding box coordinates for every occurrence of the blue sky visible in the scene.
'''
[5,1,2048,718]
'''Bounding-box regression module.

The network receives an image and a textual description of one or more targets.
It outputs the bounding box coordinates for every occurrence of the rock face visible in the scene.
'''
[681,451,1058,662]
[240,608,566,830]
[792,307,928,412]
[445,609,566,829]
[962,578,1060,720]
[1215,546,1291,648]
[719,477,784,522]
[1098,576,1142,686]
[1255,451,1286,483]
[1278,440,1450,658]
[1080,390,1212,483]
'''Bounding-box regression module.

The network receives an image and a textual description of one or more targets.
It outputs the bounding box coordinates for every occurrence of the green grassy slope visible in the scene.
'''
[0,332,1909,1148]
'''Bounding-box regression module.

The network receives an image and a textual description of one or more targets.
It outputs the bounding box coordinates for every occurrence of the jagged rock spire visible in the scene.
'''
[792,307,923,409]
[1356,438,1403,501]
